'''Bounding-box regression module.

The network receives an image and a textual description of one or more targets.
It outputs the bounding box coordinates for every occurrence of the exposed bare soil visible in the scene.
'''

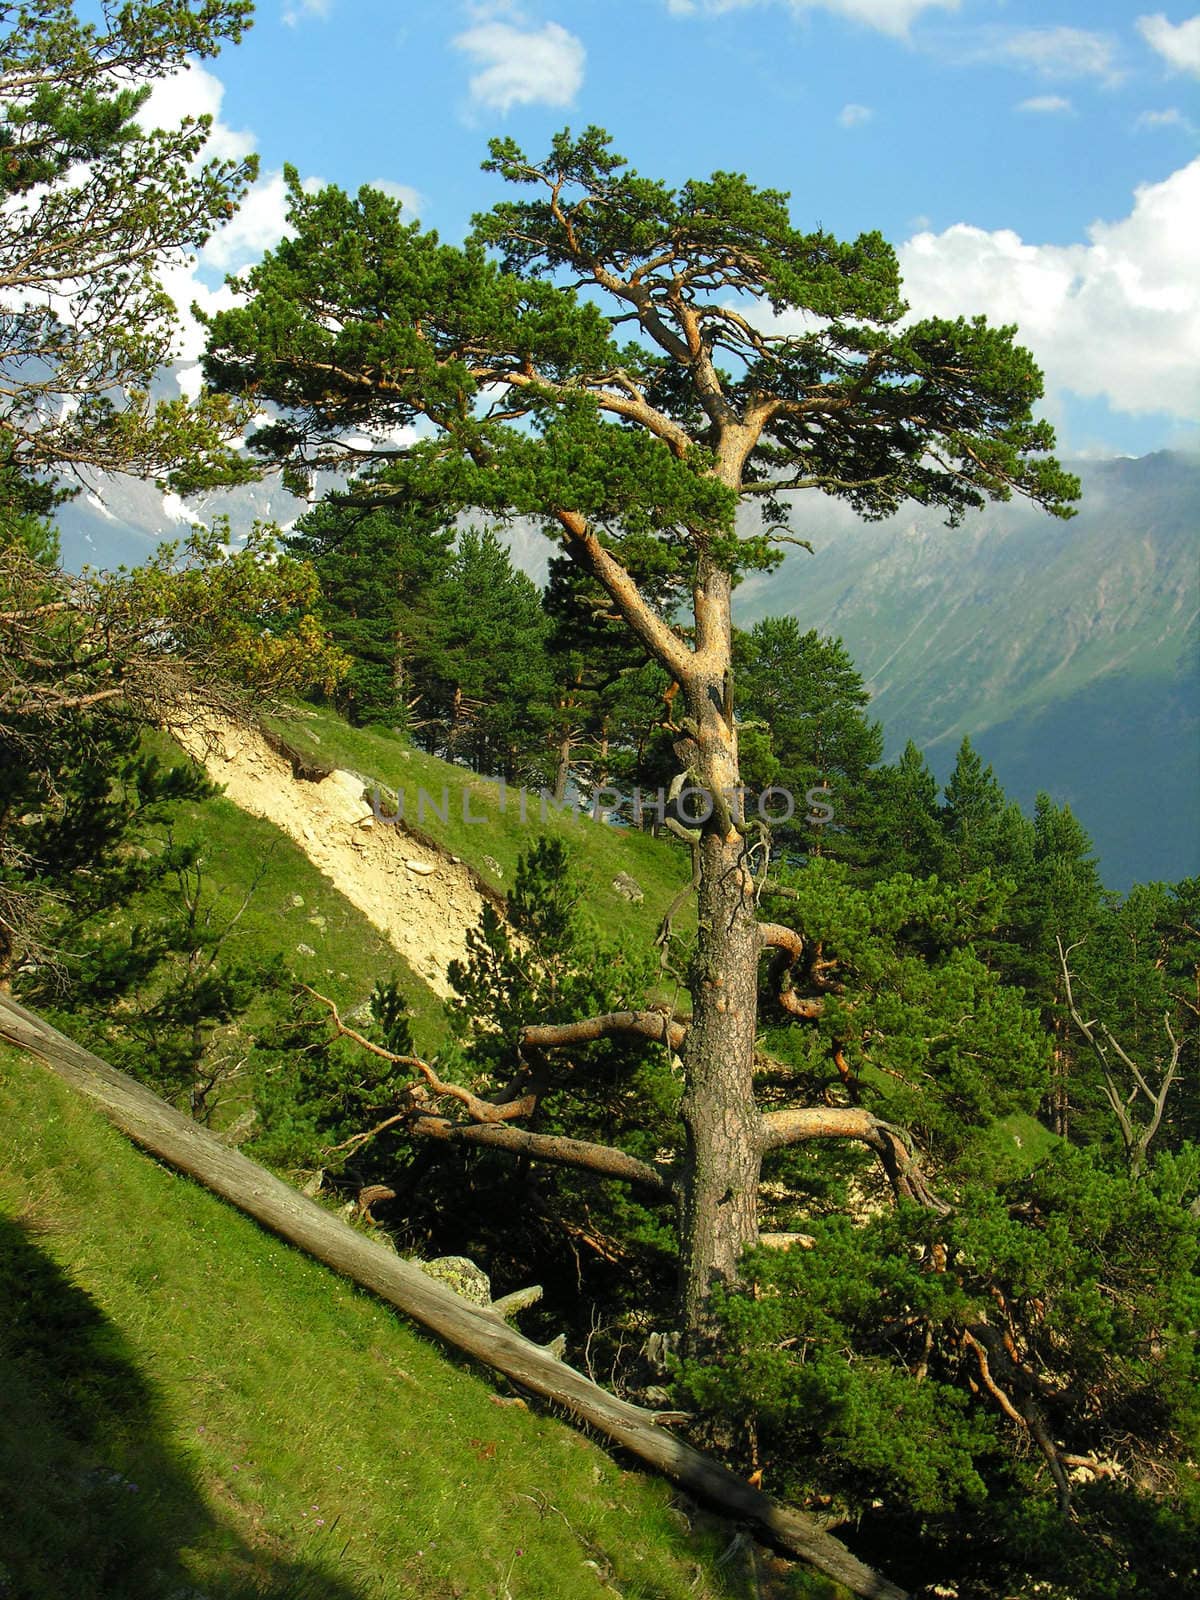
[175,717,484,998]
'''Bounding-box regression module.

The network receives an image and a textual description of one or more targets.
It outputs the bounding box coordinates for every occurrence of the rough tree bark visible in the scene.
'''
[676,564,763,1340]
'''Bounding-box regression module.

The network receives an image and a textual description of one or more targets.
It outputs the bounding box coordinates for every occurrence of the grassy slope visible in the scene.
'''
[263,705,694,953]
[142,725,446,1049]
[137,710,694,1059]
[0,1046,780,1600]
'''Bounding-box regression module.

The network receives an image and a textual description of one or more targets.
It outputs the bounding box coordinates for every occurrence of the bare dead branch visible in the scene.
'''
[302,985,537,1124]
[408,1114,675,1194]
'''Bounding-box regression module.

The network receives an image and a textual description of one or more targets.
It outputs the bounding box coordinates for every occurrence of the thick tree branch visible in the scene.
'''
[760,1106,948,1214]
[302,986,537,1124]
[408,1114,675,1195]
[553,509,696,685]
[759,921,833,1019]
[962,1324,1073,1515]
[760,1105,884,1150]
[523,1010,687,1053]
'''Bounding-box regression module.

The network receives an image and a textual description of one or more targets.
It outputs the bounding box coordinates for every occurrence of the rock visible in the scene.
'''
[611,871,645,903]
[640,1330,679,1375]
[416,1255,492,1306]
[358,815,375,828]
[295,942,316,957]
[307,914,327,930]
[290,894,305,908]
[220,1109,258,1147]
[483,854,503,879]
[405,859,435,876]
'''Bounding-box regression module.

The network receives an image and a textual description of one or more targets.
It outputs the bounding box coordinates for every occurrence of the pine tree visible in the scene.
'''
[419,527,554,780]
[1015,795,1103,1135]
[0,1,257,495]
[285,498,455,727]
[860,740,943,879]
[940,737,1034,882]
[542,552,677,804]
[201,126,1079,1345]
[735,617,882,860]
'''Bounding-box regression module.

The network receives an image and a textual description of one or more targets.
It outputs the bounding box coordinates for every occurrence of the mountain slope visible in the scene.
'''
[740,451,1199,888]
[53,451,1198,889]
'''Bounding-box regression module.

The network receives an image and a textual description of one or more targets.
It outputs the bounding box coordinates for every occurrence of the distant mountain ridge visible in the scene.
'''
[53,452,1199,891]
[740,451,1199,889]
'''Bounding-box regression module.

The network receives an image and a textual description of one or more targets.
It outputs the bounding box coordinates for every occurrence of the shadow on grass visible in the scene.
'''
[0,1213,369,1600]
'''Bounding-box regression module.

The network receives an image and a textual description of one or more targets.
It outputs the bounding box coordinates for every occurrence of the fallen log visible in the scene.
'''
[0,993,907,1600]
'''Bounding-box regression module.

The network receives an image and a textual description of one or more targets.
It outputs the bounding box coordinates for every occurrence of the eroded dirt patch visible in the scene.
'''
[175,717,484,999]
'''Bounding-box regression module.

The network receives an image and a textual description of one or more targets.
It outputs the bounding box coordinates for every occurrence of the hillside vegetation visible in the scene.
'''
[0,1045,776,1600]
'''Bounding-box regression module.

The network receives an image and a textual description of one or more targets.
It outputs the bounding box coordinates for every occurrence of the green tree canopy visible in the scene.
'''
[284,496,456,727]
[0,0,258,500]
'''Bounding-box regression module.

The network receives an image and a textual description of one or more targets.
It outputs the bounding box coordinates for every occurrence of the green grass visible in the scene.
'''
[0,1045,761,1600]
[263,705,695,955]
[977,1110,1062,1180]
[133,710,695,1057]
[141,727,448,1051]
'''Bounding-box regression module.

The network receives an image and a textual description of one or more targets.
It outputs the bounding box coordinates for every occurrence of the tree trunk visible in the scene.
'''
[679,826,763,1347]
[392,623,406,697]
[677,572,763,1351]
[0,993,906,1600]
[553,716,572,805]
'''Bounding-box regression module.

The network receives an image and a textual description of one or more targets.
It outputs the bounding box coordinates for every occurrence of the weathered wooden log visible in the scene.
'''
[0,993,907,1600]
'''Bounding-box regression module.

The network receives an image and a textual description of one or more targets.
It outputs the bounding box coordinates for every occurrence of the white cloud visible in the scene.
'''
[666,0,958,38]
[897,159,1200,420]
[198,170,304,273]
[837,102,873,127]
[135,63,255,163]
[368,178,425,217]
[283,0,332,25]
[1016,94,1073,114]
[1137,13,1200,77]
[995,26,1121,83]
[1136,105,1197,131]
[452,18,585,114]
[158,169,328,359]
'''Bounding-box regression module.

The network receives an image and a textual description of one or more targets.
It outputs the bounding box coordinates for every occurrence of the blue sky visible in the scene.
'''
[143,0,1200,458]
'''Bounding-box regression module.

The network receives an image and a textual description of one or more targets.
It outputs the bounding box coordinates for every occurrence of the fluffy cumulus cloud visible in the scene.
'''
[368,178,425,217]
[897,159,1200,420]
[838,102,873,126]
[135,62,255,163]
[1137,12,1200,76]
[156,171,312,360]
[666,0,958,38]
[452,17,585,114]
